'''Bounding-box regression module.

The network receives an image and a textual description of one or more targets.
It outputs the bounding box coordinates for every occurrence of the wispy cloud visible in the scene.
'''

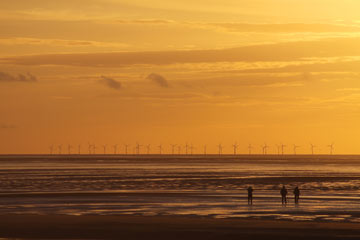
[0,124,16,129]
[0,37,129,48]
[203,23,360,33]
[146,73,169,88]
[0,72,37,82]
[3,37,360,67]
[99,76,122,90]
[117,19,175,24]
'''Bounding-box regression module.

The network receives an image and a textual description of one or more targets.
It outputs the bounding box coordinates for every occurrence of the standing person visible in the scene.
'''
[280,185,288,205]
[247,186,254,205]
[294,186,300,204]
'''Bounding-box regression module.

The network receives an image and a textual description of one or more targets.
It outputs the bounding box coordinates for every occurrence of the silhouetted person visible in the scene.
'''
[294,186,300,204]
[247,186,253,205]
[280,185,288,205]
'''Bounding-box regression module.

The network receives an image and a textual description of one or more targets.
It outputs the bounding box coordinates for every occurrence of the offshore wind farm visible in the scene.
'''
[47,142,338,155]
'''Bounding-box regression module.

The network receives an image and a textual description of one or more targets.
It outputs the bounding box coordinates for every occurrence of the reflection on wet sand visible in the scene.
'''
[0,155,360,222]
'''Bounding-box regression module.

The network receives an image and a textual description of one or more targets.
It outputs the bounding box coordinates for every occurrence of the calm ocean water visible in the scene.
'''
[0,155,360,222]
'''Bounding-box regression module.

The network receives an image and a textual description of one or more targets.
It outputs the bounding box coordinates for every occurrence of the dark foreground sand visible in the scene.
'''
[0,215,360,240]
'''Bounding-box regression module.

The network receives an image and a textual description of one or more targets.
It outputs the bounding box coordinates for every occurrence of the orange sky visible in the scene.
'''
[2,0,360,154]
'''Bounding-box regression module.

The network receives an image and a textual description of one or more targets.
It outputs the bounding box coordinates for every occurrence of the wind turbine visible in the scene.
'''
[124,144,130,155]
[203,145,207,155]
[232,142,239,155]
[135,142,142,155]
[281,144,286,155]
[262,144,269,155]
[49,145,54,155]
[88,142,92,154]
[102,144,107,154]
[68,144,73,155]
[185,143,189,155]
[78,144,81,155]
[58,145,62,155]
[177,145,182,154]
[146,144,151,154]
[217,143,223,155]
[248,144,253,155]
[310,144,316,155]
[93,144,97,154]
[113,144,118,154]
[293,144,300,155]
[276,144,281,155]
[158,144,163,154]
[328,143,334,155]
[190,144,194,155]
[171,144,177,155]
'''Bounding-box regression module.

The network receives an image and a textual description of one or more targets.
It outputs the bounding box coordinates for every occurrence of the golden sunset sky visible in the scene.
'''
[2,0,360,154]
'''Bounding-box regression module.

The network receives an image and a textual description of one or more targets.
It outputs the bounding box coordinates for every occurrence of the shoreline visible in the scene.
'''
[0,214,359,239]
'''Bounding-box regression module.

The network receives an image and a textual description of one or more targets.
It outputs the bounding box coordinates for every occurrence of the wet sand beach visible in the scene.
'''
[0,214,360,239]
[0,155,360,239]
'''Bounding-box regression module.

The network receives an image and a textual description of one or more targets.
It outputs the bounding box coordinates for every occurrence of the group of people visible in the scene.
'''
[247,185,300,205]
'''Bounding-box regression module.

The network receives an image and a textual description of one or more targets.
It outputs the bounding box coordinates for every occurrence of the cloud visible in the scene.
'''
[3,37,360,67]
[0,37,129,48]
[238,60,360,73]
[99,76,122,90]
[117,19,175,24]
[178,73,310,88]
[0,72,37,82]
[204,23,360,33]
[112,20,360,33]
[0,124,16,129]
[146,73,169,88]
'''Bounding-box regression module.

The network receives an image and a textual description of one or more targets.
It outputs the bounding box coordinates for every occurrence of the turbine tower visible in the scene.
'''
[68,144,73,155]
[190,144,194,155]
[93,144,97,154]
[203,145,207,155]
[281,144,286,155]
[146,144,151,154]
[49,145,54,155]
[135,142,142,155]
[232,142,239,155]
[158,144,163,154]
[328,143,334,155]
[177,145,182,154]
[102,144,107,154]
[217,144,223,155]
[171,144,177,155]
[185,143,189,155]
[248,144,253,155]
[88,143,92,154]
[124,144,130,155]
[113,144,118,154]
[310,144,316,155]
[78,144,81,155]
[293,144,300,155]
[262,144,268,155]
[276,144,281,155]
[58,145,62,155]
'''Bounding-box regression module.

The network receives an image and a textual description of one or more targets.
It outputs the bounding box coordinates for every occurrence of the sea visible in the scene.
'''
[0,154,360,222]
